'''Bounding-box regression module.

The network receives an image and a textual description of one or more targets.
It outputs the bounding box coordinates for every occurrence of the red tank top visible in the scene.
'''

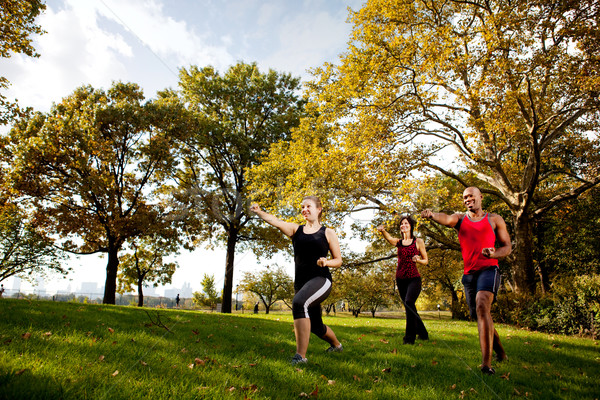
[456,213,498,274]
[396,238,421,279]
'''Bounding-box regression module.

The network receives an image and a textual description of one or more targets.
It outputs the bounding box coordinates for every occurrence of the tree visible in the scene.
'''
[0,202,67,282]
[192,274,222,309]
[4,82,186,304]
[238,266,294,314]
[254,0,600,295]
[172,62,306,313]
[424,248,466,319]
[1,0,46,124]
[117,234,179,307]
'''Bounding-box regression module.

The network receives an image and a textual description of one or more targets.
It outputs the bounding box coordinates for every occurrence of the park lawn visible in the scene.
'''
[0,299,598,400]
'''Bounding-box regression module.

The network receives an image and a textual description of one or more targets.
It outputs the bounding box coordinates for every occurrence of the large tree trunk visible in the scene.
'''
[512,211,537,295]
[449,287,460,319]
[103,243,120,304]
[221,228,238,313]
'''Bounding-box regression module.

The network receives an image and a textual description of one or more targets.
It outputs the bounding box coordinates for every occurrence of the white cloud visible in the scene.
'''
[0,1,132,112]
[95,0,234,71]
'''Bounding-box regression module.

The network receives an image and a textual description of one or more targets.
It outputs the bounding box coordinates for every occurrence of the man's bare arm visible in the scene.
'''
[484,214,512,259]
[420,209,461,228]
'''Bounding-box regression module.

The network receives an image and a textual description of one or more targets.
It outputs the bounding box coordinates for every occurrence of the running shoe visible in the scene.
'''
[291,353,307,365]
[480,365,495,375]
[326,344,344,353]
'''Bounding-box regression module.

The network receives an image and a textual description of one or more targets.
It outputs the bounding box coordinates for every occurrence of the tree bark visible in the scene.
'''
[512,211,537,295]
[103,242,120,304]
[221,228,238,313]
[137,278,144,307]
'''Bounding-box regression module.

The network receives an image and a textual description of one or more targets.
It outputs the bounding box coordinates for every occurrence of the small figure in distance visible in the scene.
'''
[378,215,429,344]
[251,196,343,365]
[421,186,510,375]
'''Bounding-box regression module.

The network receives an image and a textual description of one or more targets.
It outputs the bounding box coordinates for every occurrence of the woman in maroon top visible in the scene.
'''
[378,216,429,344]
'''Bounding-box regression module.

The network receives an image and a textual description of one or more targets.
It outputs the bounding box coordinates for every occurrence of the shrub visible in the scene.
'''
[492,274,600,338]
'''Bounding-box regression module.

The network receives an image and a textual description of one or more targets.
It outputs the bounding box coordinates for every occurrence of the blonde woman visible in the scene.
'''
[251,196,343,365]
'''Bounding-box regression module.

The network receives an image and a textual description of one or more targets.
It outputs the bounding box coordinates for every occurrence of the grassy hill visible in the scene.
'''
[0,299,598,399]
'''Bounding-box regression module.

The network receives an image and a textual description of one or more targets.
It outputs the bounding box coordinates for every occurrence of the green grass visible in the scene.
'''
[0,299,598,399]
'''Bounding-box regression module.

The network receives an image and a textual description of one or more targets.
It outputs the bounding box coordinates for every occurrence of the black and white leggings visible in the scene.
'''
[292,276,332,338]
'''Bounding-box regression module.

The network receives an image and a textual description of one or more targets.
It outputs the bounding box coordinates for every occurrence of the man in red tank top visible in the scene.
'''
[421,187,512,375]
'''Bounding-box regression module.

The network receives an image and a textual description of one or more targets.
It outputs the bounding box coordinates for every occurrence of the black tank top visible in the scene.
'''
[292,225,332,290]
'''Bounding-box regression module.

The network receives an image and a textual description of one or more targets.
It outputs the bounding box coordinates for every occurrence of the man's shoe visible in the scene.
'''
[291,353,307,365]
[326,344,343,353]
[480,365,495,375]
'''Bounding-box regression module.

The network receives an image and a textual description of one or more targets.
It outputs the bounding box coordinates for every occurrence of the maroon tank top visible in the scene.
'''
[396,238,421,279]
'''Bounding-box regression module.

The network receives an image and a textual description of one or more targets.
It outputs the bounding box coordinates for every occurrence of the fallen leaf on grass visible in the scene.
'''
[108,328,114,334]
[181,348,188,353]
[327,380,335,385]
[227,386,236,392]
[241,384,258,393]
[450,384,456,390]
[379,339,389,344]
[43,332,52,337]
[391,348,397,354]
[192,329,199,335]
[140,360,148,366]
[188,363,194,369]
[431,360,439,366]
[249,363,257,367]
[15,369,26,376]
[194,358,205,366]
[112,370,119,377]
[501,372,510,380]
[382,367,391,373]
[353,375,361,381]
[22,332,31,340]
[99,355,105,362]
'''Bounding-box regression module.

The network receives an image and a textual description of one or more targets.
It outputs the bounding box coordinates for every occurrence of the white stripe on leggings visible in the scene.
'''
[302,279,332,319]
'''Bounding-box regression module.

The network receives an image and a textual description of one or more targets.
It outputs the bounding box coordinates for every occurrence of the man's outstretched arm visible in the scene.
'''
[421,209,461,228]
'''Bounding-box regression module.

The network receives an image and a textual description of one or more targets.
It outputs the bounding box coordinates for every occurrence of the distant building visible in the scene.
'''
[35,277,46,296]
[80,282,99,296]
[164,282,193,299]
[144,285,157,296]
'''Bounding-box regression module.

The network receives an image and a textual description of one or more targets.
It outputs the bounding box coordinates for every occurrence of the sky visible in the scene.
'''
[0,0,366,298]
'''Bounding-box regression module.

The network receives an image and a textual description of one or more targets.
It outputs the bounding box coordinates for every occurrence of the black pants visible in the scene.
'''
[292,277,332,337]
[397,277,428,341]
